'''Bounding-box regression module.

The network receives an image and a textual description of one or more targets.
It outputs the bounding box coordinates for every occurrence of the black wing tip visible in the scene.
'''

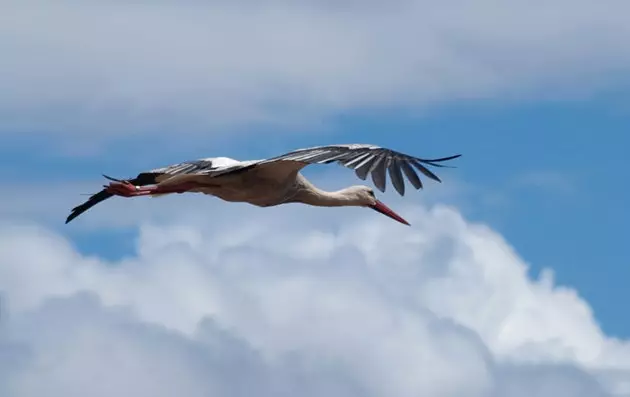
[433,153,462,159]
[416,153,462,170]
[421,153,462,162]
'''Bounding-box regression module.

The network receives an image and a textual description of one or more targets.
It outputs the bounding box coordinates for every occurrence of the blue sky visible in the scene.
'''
[3,92,628,338]
[335,95,630,337]
[3,2,630,396]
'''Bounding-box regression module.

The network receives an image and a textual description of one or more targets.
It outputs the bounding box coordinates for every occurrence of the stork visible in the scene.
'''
[65,144,461,226]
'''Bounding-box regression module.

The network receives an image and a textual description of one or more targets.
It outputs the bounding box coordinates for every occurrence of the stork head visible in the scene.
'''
[346,185,410,226]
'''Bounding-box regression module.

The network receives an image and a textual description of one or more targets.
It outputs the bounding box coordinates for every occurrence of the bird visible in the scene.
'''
[65,143,461,226]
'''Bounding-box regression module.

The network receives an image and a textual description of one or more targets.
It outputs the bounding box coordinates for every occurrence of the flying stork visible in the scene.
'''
[65,144,461,226]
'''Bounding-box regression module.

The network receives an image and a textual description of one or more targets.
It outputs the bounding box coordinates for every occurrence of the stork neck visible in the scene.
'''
[304,188,352,207]
[291,178,356,207]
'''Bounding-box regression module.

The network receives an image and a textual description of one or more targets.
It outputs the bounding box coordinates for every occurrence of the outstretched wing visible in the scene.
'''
[65,157,258,224]
[255,144,461,196]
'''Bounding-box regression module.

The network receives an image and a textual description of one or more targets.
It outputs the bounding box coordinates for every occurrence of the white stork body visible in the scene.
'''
[66,144,461,225]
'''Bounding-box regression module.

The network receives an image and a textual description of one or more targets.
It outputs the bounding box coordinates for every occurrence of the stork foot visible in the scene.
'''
[103,177,198,197]
[105,181,136,197]
[104,180,154,197]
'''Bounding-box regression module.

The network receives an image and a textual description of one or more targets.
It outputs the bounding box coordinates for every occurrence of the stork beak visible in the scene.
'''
[369,200,410,226]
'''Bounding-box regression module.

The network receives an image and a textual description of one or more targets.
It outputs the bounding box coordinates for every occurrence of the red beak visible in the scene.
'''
[369,200,410,226]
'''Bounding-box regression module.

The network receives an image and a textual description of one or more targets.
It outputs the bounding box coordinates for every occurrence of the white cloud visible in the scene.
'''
[2,0,630,144]
[1,202,630,396]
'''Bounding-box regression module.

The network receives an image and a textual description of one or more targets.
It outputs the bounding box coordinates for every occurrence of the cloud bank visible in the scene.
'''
[2,0,630,142]
[1,202,630,396]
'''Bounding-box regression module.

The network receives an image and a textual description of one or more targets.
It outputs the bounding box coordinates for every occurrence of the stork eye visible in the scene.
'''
[368,190,375,197]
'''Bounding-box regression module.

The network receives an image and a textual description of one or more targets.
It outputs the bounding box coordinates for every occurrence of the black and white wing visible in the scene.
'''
[65,156,258,224]
[146,156,259,179]
[258,144,461,196]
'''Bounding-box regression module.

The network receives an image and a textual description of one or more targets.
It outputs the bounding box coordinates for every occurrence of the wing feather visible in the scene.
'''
[410,159,442,182]
[388,158,406,196]
[354,154,378,181]
[371,156,388,192]
[251,144,460,196]
[399,161,423,189]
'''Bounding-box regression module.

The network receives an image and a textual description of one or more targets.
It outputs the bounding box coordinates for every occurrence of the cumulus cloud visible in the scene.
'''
[1,202,630,396]
[2,0,630,144]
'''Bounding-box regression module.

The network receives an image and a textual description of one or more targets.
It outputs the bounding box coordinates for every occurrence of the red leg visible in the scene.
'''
[104,180,198,197]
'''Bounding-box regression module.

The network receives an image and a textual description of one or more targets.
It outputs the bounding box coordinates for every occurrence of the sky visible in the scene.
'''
[1,1,630,396]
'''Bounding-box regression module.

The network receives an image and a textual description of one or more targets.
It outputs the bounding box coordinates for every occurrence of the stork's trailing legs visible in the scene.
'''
[104,181,151,197]
[103,175,196,197]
